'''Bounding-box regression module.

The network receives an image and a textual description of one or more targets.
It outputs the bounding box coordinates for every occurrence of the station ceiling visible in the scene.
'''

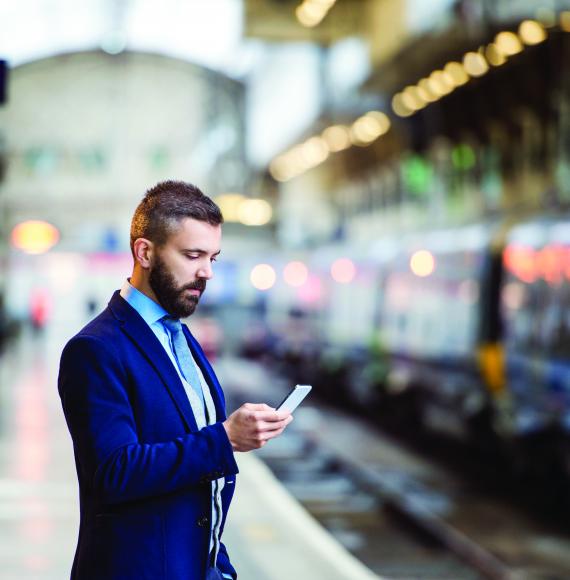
[0,0,365,73]
[0,0,255,76]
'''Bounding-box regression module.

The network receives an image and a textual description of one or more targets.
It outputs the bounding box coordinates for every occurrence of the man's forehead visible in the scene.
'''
[168,217,222,248]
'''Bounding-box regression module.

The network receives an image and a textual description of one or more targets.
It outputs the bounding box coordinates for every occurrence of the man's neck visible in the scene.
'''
[129,270,160,306]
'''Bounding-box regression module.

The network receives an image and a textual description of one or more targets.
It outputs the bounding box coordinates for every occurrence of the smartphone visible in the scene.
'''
[276,384,312,413]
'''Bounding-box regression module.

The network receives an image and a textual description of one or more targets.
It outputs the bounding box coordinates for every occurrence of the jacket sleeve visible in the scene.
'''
[58,334,239,505]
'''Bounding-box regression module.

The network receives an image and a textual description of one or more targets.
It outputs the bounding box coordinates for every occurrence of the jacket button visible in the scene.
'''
[197,516,209,528]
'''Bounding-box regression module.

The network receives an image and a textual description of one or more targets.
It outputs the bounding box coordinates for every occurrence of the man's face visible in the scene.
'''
[148,218,221,319]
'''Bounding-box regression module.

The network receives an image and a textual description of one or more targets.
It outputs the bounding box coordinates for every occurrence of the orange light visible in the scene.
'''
[250,264,276,291]
[11,220,60,254]
[330,258,356,284]
[410,250,435,277]
[503,245,537,283]
[283,261,309,287]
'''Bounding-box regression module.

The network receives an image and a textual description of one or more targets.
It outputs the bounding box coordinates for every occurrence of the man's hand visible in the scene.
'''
[223,403,293,452]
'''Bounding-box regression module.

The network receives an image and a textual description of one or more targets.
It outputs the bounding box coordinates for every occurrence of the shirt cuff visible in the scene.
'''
[221,574,233,580]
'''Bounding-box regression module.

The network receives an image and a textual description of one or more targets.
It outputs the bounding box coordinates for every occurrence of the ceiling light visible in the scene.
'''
[463,51,489,77]
[518,20,547,45]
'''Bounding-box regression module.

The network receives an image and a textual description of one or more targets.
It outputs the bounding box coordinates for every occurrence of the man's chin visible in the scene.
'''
[172,297,199,318]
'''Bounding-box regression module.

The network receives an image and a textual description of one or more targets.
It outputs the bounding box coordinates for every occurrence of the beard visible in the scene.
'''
[148,254,206,319]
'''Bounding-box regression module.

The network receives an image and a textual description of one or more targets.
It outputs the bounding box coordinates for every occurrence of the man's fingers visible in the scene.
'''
[242,403,291,421]
[229,403,293,451]
[253,412,286,423]
[243,403,273,412]
[260,425,288,442]
[254,418,290,433]
[252,415,293,441]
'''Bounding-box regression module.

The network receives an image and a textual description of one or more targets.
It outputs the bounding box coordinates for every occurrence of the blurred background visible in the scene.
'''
[3,0,570,578]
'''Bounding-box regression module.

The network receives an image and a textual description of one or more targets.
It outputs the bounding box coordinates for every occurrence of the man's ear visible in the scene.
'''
[133,238,154,269]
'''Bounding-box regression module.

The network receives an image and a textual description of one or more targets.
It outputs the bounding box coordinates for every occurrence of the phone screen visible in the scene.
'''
[276,384,312,412]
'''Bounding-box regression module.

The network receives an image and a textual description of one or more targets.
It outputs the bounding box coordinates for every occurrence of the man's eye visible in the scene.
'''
[210,257,218,263]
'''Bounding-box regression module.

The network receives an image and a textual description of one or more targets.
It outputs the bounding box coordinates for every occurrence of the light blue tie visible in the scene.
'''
[162,317,204,404]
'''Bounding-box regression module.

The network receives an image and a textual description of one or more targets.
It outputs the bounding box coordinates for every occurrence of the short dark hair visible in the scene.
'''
[130,180,223,256]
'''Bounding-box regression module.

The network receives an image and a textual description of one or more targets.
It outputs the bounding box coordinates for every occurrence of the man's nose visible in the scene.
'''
[197,261,213,280]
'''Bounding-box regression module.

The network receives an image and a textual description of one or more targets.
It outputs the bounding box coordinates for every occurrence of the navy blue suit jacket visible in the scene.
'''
[58,291,239,580]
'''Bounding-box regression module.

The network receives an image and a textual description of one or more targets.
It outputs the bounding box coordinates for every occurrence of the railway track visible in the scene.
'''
[220,358,570,580]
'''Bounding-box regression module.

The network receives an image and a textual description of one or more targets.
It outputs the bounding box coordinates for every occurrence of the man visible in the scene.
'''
[58,181,293,580]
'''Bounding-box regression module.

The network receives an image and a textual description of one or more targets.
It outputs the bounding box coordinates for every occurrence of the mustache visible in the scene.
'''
[181,279,206,293]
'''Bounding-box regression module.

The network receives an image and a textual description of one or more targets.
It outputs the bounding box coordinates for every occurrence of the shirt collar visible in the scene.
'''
[120,279,169,327]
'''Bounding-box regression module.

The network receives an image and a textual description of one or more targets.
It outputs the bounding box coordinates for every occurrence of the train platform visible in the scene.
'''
[225,453,381,580]
[0,327,381,580]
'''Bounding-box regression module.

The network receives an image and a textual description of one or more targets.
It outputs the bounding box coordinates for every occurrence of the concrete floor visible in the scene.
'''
[0,329,78,579]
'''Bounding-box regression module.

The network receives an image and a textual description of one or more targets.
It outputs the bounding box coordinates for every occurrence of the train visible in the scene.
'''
[240,214,570,508]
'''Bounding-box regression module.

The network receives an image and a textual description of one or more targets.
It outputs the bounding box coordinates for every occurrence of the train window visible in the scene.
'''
[501,244,570,360]
[381,253,481,360]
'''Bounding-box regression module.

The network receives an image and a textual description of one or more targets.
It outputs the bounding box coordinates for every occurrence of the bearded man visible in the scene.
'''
[58,181,292,580]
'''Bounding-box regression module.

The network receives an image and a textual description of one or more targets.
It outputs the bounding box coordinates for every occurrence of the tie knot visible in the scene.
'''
[161,316,182,334]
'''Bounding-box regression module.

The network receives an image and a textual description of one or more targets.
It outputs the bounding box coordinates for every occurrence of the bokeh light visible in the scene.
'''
[322,125,351,152]
[495,31,523,56]
[444,62,469,86]
[330,258,356,284]
[410,250,435,277]
[283,261,309,287]
[215,193,246,222]
[250,264,276,290]
[518,20,547,45]
[238,199,273,226]
[462,52,489,78]
[297,274,322,304]
[11,220,60,255]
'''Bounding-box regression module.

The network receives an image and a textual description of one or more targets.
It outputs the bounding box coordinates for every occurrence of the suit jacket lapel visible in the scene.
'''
[108,292,199,432]
[183,325,227,421]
